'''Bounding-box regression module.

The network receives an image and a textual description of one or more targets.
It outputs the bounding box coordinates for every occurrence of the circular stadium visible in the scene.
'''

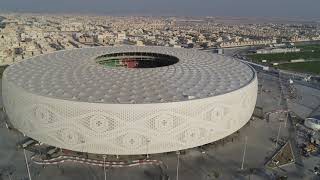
[2,46,258,155]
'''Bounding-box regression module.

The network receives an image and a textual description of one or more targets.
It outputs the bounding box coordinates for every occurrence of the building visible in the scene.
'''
[117,32,126,41]
[136,40,144,46]
[305,115,320,130]
[2,46,257,155]
[256,48,301,54]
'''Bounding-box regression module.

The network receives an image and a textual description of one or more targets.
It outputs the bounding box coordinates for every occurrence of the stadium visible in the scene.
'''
[2,46,257,155]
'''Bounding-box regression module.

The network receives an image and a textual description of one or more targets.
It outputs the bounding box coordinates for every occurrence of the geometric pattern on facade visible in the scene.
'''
[3,46,255,104]
[2,46,258,155]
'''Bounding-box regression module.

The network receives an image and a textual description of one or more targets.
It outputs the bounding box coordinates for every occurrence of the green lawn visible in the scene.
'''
[278,61,320,74]
[247,44,320,63]
[297,44,320,51]
[246,44,320,74]
[248,51,320,63]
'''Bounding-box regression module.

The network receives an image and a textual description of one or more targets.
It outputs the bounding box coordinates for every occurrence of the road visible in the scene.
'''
[225,46,318,179]
[279,69,305,177]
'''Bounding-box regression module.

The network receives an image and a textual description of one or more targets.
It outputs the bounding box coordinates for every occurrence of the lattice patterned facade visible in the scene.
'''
[2,46,257,155]
[2,75,257,155]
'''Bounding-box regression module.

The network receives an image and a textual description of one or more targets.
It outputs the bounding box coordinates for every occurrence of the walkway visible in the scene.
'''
[31,155,164,168]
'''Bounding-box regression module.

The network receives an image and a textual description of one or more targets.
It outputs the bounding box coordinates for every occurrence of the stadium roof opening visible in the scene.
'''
[96,52,179,68]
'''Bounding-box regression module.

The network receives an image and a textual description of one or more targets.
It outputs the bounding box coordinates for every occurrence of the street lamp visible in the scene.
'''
[23,149,32,180]
[146,139,150,159]
[176,151,180,180]
[275,122,282,148]
[241,136,248,170]
[284,110,289,128]
[103,155,106,180]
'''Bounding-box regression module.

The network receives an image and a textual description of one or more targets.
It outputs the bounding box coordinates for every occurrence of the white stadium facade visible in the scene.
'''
[2,46,257,155]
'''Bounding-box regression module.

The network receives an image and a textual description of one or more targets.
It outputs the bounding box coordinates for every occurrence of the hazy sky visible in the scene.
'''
[0,0,319,18]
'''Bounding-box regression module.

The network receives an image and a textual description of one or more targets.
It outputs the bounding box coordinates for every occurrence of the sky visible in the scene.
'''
[0,0,319,19]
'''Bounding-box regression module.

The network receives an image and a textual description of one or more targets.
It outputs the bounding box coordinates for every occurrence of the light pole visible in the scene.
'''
[23,149,32,180]
[176,151,180,180]
[146,139,150,159]
[284,111,288,128]
[275,122,282,148]
[103,155,106,180]
[260,77,264,107]
[278,71,283,107]
[241,136,248,170]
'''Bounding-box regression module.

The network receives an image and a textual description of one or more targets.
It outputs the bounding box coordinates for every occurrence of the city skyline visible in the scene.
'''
[0,0,320,19]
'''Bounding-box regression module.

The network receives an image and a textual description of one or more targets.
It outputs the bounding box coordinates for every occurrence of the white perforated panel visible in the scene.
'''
[3,46,254,104]
[2,46,258,155]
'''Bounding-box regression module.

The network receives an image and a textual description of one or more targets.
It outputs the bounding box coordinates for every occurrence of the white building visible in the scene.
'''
[256,48,301,54]
[117,32,127,41]
[305,115,320,131]
[3,46,257,155]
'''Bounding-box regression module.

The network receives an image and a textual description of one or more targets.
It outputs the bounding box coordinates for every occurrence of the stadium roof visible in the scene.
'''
[4,46,255,104]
